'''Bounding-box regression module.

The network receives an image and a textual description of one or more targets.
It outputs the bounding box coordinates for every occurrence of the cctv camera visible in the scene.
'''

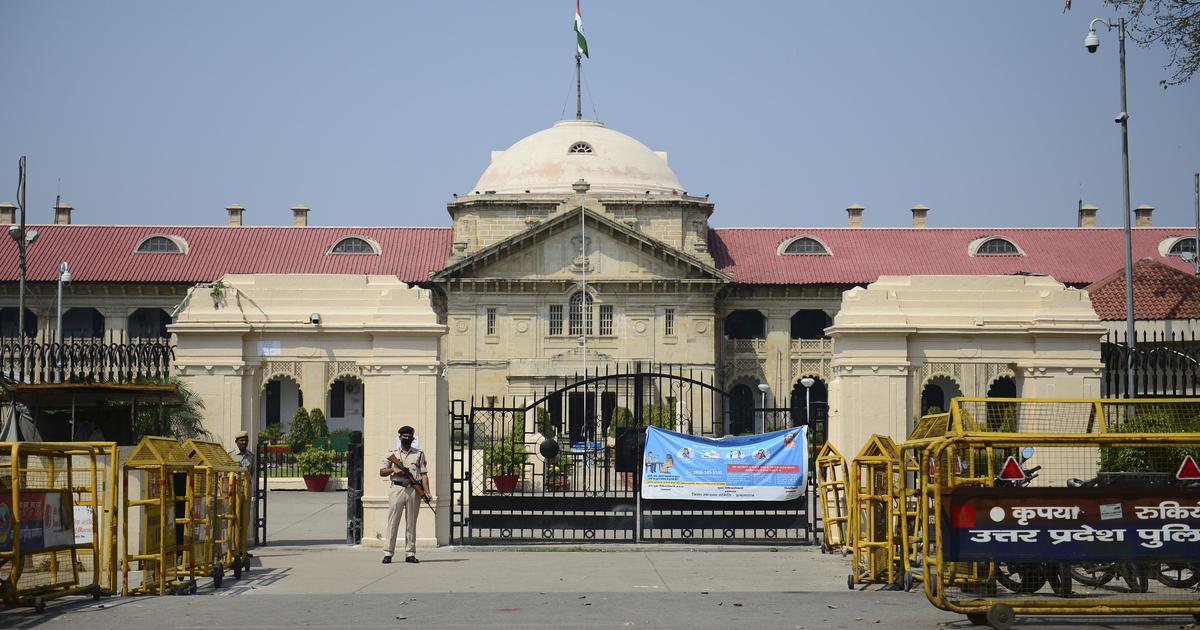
[1114,112,1129,124]
[1084,30,1099,53]
[309,313,321,325]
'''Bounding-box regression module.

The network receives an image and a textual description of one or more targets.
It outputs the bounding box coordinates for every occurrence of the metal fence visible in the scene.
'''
[1102,329,1200,398]
[0,335,174,384]
[259,448,349,478]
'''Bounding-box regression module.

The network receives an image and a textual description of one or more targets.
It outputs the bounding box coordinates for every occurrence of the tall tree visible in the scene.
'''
[1068,0,1200,86]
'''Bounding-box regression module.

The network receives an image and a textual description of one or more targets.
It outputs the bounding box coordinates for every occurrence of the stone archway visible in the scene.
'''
[921,375,962,415]
[262,374,303,431]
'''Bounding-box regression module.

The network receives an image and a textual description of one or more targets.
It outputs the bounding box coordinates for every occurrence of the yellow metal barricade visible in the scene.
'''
[121,437,197,596]
[42,442,120,597]
[920,398,1200,629]
[815,442,849,553]
[183,440,244,587]
[0,442,106,612]
[895,412,955,590]
[848,434,904,589]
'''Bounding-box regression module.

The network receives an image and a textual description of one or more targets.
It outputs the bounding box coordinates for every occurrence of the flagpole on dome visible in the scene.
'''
[574,0,588,120]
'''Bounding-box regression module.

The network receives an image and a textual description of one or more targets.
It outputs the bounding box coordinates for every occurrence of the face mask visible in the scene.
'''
[400,438,414,448]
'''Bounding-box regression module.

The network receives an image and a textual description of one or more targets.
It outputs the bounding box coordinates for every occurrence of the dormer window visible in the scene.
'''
[970,236,1023,257]
[329,236,380,255]
[568,142,594,154]
[135,235,186,254]
[1169,238,1197,257]
[778,236,830,256]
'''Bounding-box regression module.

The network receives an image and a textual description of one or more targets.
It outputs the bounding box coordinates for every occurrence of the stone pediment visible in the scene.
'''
[432,208,729,283]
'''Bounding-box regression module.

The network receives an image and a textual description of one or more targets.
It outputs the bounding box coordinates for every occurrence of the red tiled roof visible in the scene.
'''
[0,226,452,284]
[709,228,1197,286]
[1085,258,1200,321]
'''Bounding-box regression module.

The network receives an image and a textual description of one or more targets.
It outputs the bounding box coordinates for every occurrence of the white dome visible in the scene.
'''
[471,120,683,195]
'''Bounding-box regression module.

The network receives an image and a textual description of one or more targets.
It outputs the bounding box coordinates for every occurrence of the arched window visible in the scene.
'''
[790,310,832,339]
[723,310,766,339]
[129,308,171,338]
[1169,238,1197,257]
[976,238,1020,256]
[781,237,829,255]
[136,236,183,253]
[62,307,105,339]
[330,237,377,254]
[568,142,593,154]
[568,292,593,336]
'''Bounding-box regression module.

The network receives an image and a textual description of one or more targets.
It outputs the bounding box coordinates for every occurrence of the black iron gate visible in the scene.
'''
[450,364,825,545]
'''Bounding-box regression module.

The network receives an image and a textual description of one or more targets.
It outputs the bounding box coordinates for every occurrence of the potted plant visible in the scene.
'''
[484,427,527,493]
[544,458,572,492]
[297,447,335,492]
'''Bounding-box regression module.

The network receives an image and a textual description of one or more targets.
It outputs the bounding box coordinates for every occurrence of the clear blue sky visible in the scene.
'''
[1,1,1197,228]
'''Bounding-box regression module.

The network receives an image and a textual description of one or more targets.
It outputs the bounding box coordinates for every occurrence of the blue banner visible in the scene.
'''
[641,426,808,501]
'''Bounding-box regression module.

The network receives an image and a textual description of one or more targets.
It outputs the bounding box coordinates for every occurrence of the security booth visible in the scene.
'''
[0,442,108,612]
[121,436,197,596]
[183,439,245,588]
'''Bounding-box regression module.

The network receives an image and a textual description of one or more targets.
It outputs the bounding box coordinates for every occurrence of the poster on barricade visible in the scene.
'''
[0,491,76,552]
[641,426,808,501]
[942,486,1200,562]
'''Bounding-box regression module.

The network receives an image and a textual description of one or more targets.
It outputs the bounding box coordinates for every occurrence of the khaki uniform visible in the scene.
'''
[383,447,427,558]
[228,447,256,547]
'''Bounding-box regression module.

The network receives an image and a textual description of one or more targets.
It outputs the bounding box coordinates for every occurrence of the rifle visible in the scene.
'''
[387,453,436,514]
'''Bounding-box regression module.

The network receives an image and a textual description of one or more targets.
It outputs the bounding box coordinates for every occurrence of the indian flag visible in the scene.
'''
[574,0,589,58]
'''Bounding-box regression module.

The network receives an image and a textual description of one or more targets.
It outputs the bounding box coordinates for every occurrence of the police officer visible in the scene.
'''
[380,425,429,564]
[228,430,255,552]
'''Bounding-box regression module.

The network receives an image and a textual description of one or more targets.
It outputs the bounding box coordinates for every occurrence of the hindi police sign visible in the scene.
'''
[640,426,808,501]
[942,486,1200,562]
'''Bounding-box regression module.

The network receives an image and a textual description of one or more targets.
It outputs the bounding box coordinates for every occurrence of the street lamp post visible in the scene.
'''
[757,383,769,433]
[56,262,71,343]
[800,377,815,427]
[1084,17,1136,398]
[9,157,37,378]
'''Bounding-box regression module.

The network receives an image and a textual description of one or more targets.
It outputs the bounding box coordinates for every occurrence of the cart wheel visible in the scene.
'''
[212,563,224,589]
[901,571,915,592]
[985,603,1015,630]
[92,585,102,600]
[233,558,243,579]
[34,596,45,613]
[966,613,988,626]
[1194,614,1200,624]
[847,573,855,590]
[188,580,198,595]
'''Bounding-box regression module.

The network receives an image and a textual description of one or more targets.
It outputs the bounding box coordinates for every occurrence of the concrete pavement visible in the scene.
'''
[1,490,1196,629]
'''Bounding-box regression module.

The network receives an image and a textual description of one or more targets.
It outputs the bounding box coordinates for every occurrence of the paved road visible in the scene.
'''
[1,491,1195,629]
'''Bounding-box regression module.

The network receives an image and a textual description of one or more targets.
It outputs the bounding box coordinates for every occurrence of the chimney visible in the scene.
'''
[291,204,309,227]
[1134,204,1154,227]
[910,204,929,228]
[846,204,864,228]
[226,204,245,226]
[1078,203,1099,228]
[0,202,15,225]
[54,200,73,225]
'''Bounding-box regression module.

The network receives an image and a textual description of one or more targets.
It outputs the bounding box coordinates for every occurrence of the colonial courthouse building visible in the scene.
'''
[2,117,1196,544]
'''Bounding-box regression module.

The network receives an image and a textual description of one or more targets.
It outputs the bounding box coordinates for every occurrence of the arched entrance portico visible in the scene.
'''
[262,374,303,431]
[921,375,962,415]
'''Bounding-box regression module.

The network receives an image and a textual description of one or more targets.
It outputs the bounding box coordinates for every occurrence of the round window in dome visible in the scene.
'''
[567,141,594,154]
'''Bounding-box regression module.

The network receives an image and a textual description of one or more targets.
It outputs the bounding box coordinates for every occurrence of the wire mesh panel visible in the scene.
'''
[0,443,107,611]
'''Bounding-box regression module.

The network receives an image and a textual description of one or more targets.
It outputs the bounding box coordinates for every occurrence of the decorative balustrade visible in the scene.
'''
[723,338,767,356]
[0,336,175,385]
[790,338,833,356]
